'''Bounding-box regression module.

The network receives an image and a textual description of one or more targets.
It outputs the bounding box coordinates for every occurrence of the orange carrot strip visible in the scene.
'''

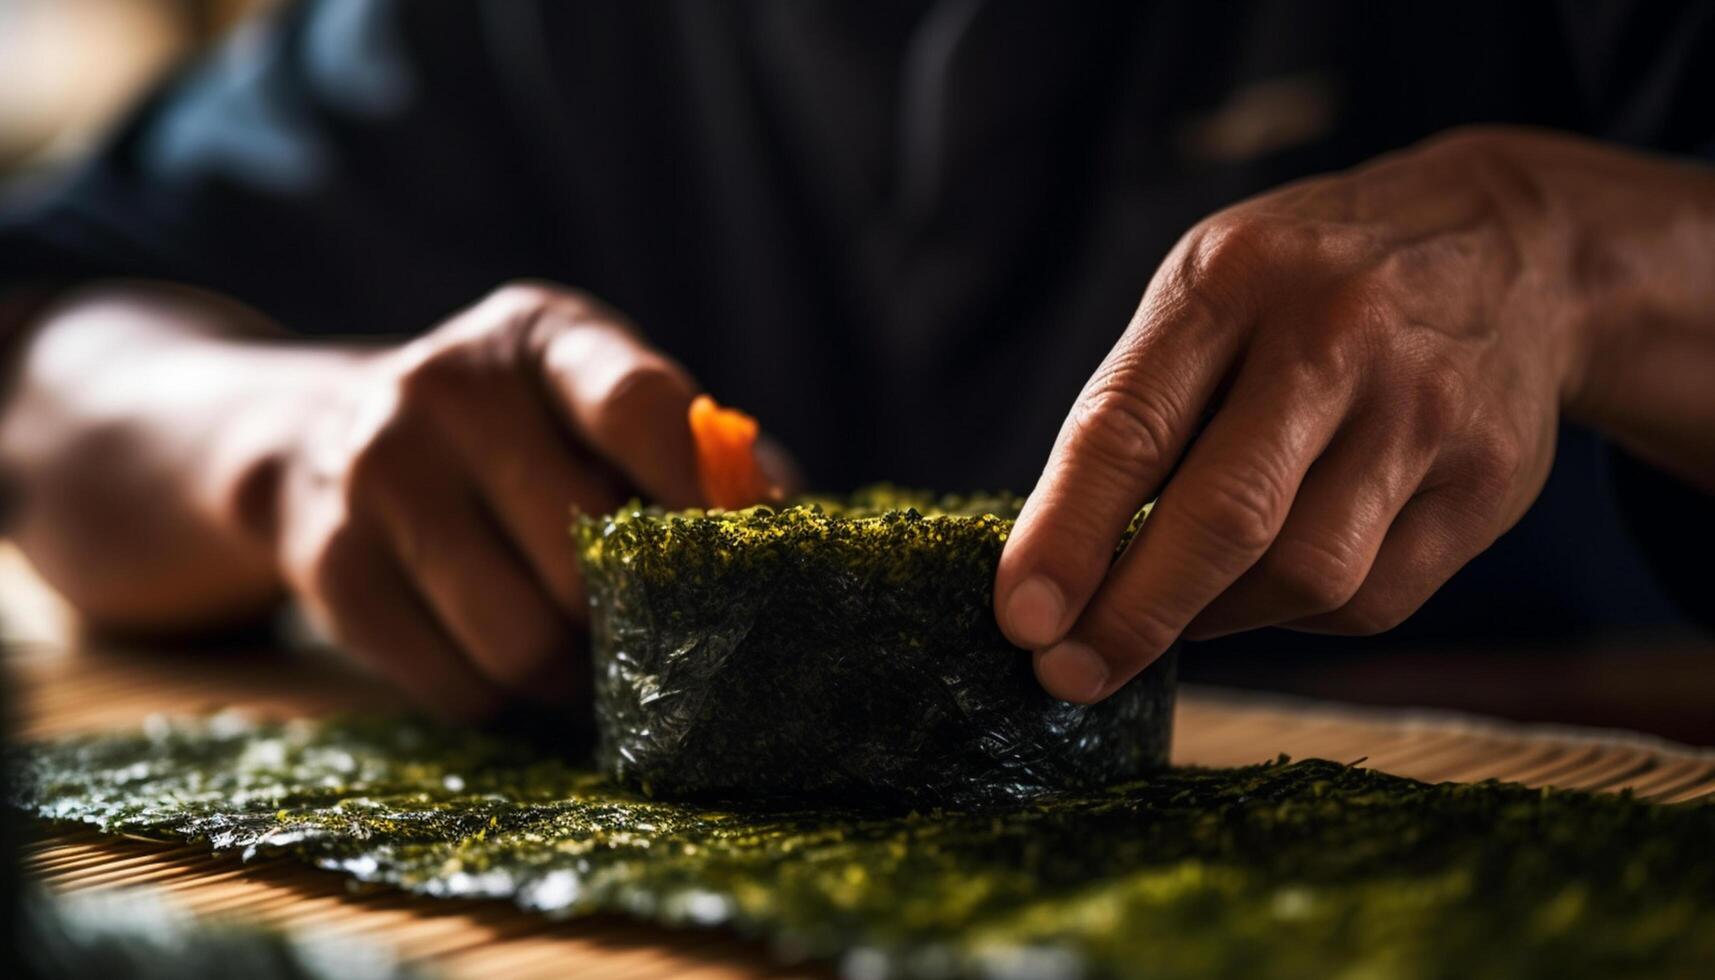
[688,394,775,509]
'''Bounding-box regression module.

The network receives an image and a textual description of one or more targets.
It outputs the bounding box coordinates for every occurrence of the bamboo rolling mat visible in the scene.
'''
[4,523,1712,980]
[11,639,1715,979]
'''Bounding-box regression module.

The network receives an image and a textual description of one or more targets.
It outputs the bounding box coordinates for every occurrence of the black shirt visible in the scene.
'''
[2,0,1710,644]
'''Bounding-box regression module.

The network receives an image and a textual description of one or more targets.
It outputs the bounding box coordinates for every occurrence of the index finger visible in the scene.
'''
[535,307,704,510]
[995,266,1246,653]
[1042,356,1352,701]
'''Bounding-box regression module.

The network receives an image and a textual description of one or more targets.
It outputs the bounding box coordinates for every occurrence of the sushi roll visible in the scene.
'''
[573,400,1175,807]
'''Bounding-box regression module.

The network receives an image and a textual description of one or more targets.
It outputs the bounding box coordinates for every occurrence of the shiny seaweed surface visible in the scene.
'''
[13,713,1715,979]
[574,488,1175,806]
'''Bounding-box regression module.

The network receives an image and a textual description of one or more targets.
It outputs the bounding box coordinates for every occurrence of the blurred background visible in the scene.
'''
[1,0,1710,746]
[0,0,265,178]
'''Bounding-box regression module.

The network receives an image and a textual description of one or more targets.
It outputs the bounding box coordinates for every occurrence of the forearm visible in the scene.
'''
[0,283,368,632]
[1504,129,1715,493]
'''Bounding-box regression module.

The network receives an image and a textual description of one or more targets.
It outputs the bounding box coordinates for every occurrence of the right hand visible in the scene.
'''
[268,283,706,718]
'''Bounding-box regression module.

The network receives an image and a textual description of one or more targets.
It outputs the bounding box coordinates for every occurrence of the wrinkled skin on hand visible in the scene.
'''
[2,275,801,722]
[272,284,711,718]
[997,127,1715,703]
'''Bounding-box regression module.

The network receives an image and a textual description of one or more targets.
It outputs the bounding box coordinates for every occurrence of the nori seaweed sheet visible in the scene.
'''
[12,713,1715,979]
[573,488,1176,806]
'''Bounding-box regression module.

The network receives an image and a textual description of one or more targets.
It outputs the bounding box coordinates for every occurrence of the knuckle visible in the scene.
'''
[484,280,566,316]
[588,360,693,435]
[605,358,691,405]
[1409,357,1470,439]
[1064,379,1178,487]
[1280,330,1365,400]
[1482,426,1526,480]
[1181,468,1287,557]
[1159,218,1269,319]
[392,343,481,407]
[1325,594,1415,636]
[1181,210,1351,293]
[482,280,609,328]
[1263,535,1367,614]
[465,281,614,357]
[1459,422,1524,503]
[1256,288,1379,401]
[1243,265,1367,367]
[1102,601,1182,664]
[1370,240,1436,289]
[341,416,416,505]
[1184,212,1273,285]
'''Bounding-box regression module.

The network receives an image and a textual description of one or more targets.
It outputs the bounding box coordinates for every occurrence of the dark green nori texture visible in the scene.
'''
[573,487,1176,806]
[12,714,1715,980]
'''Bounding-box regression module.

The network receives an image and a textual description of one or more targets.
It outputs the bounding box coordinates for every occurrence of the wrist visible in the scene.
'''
[1483,133,1715,432]
[12,282,376,571]
[1427,127,1715,478]
[0,283,359,628]
[1502,134,1715,495]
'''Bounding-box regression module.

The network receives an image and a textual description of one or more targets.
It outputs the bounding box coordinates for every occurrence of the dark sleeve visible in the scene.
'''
[1558,0,1715,157]
[1607,450,1715,632]
[1556,2,1715,629]
[0,0,555,336]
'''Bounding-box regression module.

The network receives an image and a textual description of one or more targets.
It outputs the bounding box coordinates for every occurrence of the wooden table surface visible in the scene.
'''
[7,547,1715,979]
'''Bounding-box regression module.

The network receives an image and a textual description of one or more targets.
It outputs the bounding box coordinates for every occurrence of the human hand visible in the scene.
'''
[996,128,1617,703]
[270,283,707,718]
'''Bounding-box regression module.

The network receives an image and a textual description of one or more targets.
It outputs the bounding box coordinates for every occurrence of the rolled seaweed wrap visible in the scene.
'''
[574,487,1176,807]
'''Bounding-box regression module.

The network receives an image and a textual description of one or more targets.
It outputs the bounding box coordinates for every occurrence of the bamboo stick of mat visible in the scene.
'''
[6,547,1712,978]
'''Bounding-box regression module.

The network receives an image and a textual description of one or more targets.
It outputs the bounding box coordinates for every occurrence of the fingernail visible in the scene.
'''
[1005,576,1066,648]
[1035,641,1110,703]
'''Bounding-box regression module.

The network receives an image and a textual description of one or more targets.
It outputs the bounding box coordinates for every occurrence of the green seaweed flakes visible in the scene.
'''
[574,487,1175,806]
[12,712,1715,979]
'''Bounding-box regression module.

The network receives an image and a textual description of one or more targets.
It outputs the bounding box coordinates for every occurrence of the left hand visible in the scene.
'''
[996,127,1617,702]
